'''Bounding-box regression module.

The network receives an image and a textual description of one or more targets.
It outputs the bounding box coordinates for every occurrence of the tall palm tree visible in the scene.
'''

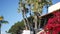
[0,16,8,28]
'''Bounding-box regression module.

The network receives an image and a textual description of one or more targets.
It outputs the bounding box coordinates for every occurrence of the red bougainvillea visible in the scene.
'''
[44,11,60,34]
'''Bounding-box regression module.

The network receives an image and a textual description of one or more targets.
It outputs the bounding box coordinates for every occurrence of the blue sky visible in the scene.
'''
[0,0,60,34]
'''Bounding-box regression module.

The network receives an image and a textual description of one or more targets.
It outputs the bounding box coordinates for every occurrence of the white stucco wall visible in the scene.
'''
[48,2,60,13]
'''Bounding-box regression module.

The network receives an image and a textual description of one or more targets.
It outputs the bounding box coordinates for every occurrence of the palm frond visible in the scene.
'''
[1,20,8,24]
[0,16,3,21]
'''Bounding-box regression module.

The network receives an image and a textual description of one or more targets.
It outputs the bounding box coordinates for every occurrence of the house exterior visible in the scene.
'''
[22,30,33,34]
[37,2,60,34]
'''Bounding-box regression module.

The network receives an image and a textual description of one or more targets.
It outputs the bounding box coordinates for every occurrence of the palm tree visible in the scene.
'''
[0,16,8,34]
[0,16,8,28]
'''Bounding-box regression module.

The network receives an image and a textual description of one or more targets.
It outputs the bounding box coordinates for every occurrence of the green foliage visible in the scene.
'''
[1,21,8,24]
[0,16,8,28]
[8,16,34,34]
[8,21,24,34]
[17,0,52,33]
[0,16,3,20]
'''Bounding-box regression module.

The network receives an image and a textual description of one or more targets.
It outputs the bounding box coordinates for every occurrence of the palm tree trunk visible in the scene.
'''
[0,21,1,34]
[0,21,1,28]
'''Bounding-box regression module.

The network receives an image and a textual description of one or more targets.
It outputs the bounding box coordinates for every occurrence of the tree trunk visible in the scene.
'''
[46,5,48,14]
[22,12,28,30]
[25,15,30,30]
[34,15,38,34]
[0,21,1,33]
[38,18,41,29]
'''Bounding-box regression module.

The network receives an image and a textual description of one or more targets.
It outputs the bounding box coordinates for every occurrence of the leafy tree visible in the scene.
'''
[18,0,52,34]
[0,16,8,28]
[8,15,49,34]
[8,21,24,34]
[18,0,30,30]
[8,16,35,34]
